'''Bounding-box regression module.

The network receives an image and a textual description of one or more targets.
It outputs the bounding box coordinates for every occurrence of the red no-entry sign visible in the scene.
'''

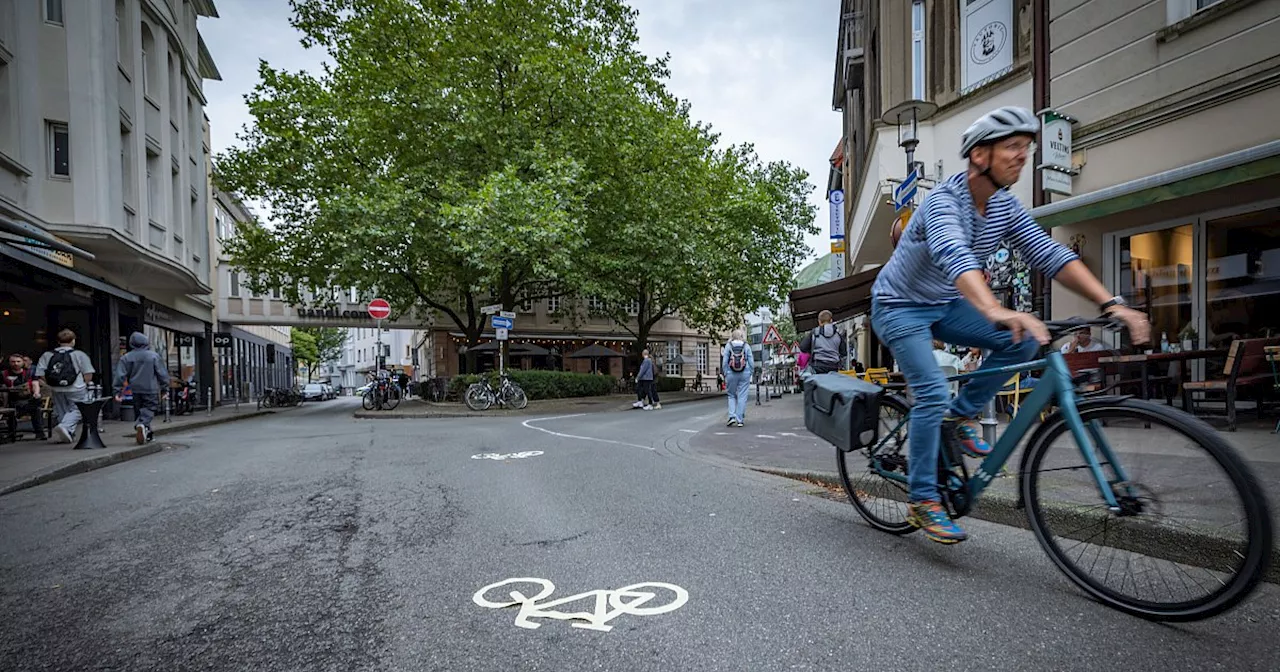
[367,298,391,320]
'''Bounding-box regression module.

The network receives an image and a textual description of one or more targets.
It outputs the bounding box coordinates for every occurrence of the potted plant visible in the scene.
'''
[1178,323,1198,351]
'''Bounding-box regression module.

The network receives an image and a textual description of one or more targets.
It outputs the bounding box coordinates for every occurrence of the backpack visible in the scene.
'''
[811,325,842,366]
[727,342,748,373]
[46,349,79,388]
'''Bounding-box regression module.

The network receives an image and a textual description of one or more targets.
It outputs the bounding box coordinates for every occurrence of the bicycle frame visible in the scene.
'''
[874,351,1133,512]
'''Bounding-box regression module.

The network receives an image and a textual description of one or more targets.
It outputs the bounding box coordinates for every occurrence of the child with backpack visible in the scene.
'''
[35,329,96,444]
[722,329,754,427]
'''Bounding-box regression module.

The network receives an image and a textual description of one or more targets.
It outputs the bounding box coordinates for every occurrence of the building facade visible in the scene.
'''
[1034,0,1280,355]
[806,0,1039,364]
[1,0,221,401]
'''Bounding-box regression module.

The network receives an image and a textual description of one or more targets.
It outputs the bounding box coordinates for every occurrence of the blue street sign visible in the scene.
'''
[894,169,919,212]
[491,315,513,329]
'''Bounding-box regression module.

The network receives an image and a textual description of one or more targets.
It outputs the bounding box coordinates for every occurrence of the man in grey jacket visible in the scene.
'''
[631,348,661,410]
[114,332,170,445]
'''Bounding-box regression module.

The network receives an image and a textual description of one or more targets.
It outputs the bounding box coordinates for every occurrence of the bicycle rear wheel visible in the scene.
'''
[837,393,916,535]
[381,387,401,411]
[505,384,528,410]
[361,391,376,411]
[1022,398,1272,622]
[464,384,491,411]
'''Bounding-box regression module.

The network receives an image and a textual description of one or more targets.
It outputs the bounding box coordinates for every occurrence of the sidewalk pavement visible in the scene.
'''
[691,392,1280,578]
[352,389,723,419]
[0,401,300,497]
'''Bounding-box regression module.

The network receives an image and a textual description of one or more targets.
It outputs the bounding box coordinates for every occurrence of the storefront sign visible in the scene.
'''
[294,307,382,320]
[212,332,233,349]
[961,0,1014,93]
[1038,109,1077,196]
[144,299,207,334]
[176,334,195,347]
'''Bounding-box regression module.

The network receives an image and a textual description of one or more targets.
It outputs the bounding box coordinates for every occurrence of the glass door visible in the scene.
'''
[1116,223,1196,352]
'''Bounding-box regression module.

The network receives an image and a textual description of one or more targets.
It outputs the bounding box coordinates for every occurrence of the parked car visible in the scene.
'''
[322,384,336,400]
[301,383,327,402]
[356,383,372,397]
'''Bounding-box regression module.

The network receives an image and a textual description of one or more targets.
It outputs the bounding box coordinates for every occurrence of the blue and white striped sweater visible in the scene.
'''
[872,173,1078,306]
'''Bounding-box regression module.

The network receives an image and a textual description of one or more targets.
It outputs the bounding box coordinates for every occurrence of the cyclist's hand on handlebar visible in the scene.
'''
[984,306,1050,345]
[1105,305,1151,345]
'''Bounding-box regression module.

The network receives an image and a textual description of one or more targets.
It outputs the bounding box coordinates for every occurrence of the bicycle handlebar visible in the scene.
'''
[1042,316,1125,340]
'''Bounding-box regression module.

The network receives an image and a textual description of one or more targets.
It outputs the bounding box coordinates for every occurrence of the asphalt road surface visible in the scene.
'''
[2,398,1277,671]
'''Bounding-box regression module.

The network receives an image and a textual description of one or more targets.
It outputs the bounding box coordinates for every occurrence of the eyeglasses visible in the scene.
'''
[998,139,1037,155]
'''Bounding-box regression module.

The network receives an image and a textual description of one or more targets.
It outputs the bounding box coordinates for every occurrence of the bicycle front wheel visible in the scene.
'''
[837,393,916,535]
[381,387,401,411]
[362,391,376,411]
[464,384,491,411]
[1022,398,1272,622]
[505,384,528,410]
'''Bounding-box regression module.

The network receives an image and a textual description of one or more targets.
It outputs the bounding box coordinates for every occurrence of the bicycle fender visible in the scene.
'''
[1014,394,1134,509]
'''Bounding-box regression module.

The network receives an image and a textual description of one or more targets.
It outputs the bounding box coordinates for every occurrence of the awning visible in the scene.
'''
[0,213,96,260]
[1029,140,1280,228]
[789,266,881,332]
[0,239,140,303]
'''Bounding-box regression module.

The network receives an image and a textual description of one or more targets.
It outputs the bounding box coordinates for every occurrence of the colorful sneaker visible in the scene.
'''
[906,500,968,544]
[946,415,991,458]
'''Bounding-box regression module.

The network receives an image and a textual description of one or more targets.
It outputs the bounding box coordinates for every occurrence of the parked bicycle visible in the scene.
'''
[834,317,1272,622]
[257,387,302,409]
[362,377,401,411]
[464,372,528,411]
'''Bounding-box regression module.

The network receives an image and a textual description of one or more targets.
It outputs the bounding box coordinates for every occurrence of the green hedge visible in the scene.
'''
[656,376,686,393]
[449,370,617,400]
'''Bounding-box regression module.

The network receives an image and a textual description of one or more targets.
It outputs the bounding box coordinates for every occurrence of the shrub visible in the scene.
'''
[656,376,686,393]
[447,370,616,400]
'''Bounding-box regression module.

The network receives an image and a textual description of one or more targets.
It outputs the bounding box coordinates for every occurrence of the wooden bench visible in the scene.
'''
[1182,337,1280,431]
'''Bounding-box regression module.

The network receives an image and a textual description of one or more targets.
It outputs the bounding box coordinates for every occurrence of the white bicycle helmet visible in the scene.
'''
[959,106,1039,158]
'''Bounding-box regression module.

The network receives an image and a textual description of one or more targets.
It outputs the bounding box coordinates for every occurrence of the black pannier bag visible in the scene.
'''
[803,373,883,453]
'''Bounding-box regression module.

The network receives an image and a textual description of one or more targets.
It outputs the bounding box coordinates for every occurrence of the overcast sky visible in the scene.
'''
[200,0,841,265]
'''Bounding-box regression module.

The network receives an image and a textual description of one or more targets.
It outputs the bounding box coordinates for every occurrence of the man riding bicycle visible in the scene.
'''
[869,106,1150,544]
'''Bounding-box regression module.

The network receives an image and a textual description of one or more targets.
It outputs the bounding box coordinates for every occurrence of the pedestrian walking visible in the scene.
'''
[35,329,96,444]
[722,329,753,427]
[799,310,848,374]
[114,332,169,445]
[632,348,661,410]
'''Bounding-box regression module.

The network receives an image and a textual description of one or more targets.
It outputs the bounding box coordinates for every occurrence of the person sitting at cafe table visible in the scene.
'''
[1059,328,1107,354]
[2,353,45,440]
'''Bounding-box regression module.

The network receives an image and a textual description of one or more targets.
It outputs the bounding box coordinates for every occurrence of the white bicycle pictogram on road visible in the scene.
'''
[472,577,688,632]
[470,451,544,460]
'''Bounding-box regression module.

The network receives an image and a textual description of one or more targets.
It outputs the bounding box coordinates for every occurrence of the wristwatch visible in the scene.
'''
[1099,296,1126,313]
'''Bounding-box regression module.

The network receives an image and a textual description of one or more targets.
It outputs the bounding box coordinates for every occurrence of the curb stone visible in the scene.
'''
[755,467,1280,585]
[0,442,181,497]
[116,409,278,439]
[353,393,721,420]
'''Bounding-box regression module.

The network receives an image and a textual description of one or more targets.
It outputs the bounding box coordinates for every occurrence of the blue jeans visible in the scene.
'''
[870,298,1040,502]
[725,372,750,421]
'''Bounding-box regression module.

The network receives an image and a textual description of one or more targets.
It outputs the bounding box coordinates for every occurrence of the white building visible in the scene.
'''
[337,327,417,391]
[0,0,222,397]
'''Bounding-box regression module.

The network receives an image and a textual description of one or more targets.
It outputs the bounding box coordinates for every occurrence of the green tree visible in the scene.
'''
[290,328,319,381]
[218,0,668,371]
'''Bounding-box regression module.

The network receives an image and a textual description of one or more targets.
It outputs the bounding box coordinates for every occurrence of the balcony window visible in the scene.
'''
[44,0,64,26]
[47,122,69,178]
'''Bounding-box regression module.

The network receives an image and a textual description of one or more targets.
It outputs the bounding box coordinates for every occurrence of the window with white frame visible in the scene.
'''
[665,341,681,376]
[45,0,64,26]
[518,296,534,313]
[627,298,640,316]
[229,270,241,297]
[1168,0,1224,24]
[911,0,925,100]
[587,295,606,314]
[696,342,709,373]
[47,122,69,177]
[547,295,561,314]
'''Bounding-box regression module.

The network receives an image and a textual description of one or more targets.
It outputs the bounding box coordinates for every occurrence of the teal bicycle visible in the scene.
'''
[838,317,1273,622]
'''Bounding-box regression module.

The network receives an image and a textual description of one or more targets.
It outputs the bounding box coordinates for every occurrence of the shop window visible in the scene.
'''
[1118,224,1194,351]
[1205,207,1280,345]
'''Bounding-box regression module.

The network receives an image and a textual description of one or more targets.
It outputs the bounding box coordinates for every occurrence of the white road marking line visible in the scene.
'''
[679,429,697,434]
[779,432,803,437]
[756,435,777,439]
[472,451,544,460]
[522,415,653,451]
[714,432,732,436]
[473,578,688,632]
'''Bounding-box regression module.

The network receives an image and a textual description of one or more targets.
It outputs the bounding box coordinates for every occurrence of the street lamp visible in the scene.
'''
[881,99,939,180]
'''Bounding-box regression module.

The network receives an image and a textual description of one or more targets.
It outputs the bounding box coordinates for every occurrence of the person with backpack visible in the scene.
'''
[35,329,96,444]
[721,329,753,427]
[631,348,661,410]
[114,332,170,445]
[799,310,848,374]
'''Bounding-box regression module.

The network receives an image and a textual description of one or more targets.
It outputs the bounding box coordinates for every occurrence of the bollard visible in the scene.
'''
[164,392,171,423]
[979,349,997,447]
[207,387,213,416]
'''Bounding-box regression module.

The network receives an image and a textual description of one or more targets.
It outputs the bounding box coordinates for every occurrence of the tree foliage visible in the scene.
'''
[218,0,816,370]
[290,327,346,381]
